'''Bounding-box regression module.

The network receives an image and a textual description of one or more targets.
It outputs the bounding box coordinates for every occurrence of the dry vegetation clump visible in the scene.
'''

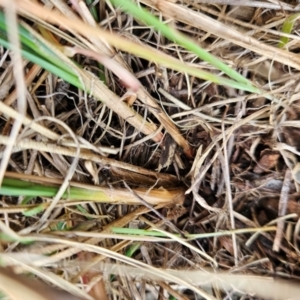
[1,0,300,299]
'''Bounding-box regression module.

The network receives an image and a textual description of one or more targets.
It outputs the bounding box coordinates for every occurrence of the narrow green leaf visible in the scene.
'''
[111,227,276,239]
[50,221,67,231]
[125,242,141,257]
[0,178,108,202]
[75,205,94,220]
[0,233,33,244]
[112,227,168,237]
[86,0,99,22]
[111,0,253,87]
[23,204,46,217]
[278,13,300,48]
[0,12,64,70]
[0,36,82,89]
[21,196,35,205]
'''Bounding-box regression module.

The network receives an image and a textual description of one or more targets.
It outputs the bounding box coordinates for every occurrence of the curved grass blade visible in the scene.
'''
[23,204,47,217]
[85,0,99,22]
[0,12,72,75]
[0,35,81,88]
[278,13,300,48]
[110,0,254,87]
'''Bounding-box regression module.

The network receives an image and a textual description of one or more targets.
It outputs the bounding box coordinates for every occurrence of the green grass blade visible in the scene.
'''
[111,0,253,87]
[278,13,300,48]
[0,12,69,73]
[111,227,276,240]
[0,178,107,202]
[0,36,82,88]
[1,178,62,198]
[23,204,47,217]
[21,196,35,205]
[86,0,99,22]
[125,242,141,257]
[0,233,33,244]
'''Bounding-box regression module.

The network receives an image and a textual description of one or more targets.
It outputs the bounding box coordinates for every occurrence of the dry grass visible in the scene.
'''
[0,0,300,299]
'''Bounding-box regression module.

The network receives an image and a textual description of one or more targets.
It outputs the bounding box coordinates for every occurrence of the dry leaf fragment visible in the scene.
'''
[219,236,234,255]
[254,150,280,174]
